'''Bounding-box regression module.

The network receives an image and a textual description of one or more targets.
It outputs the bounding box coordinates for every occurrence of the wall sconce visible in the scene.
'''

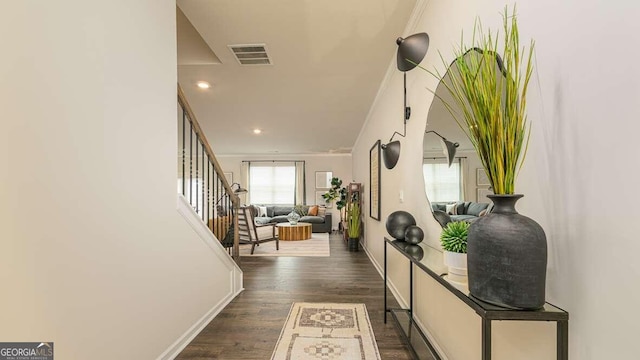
[381,33,430,170]
[425,130,459,167]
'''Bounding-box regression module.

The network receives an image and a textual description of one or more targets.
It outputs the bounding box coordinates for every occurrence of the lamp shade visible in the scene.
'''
[396,33,430,72]
[426,130,459,167]
[440,138,459,167]
[230,182,248,194]
[382,140,401,169]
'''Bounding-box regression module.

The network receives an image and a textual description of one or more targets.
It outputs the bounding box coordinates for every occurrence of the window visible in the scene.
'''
[423,160,462,203]
[249,164,296,204]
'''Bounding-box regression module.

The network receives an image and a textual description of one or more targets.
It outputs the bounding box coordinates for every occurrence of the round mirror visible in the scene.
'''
[423,50,504,228]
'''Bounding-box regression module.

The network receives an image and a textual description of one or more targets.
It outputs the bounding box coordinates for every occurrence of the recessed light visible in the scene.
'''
[253,129,262,134]
[197,81,211,89]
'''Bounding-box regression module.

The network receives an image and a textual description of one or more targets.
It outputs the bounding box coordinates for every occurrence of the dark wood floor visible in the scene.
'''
[176,233,412,359]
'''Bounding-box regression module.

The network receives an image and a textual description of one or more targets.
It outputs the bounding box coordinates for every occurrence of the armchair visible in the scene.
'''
[238,206,279,255]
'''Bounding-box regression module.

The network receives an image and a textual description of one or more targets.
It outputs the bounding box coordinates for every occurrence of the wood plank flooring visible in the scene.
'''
[176,233,412,359]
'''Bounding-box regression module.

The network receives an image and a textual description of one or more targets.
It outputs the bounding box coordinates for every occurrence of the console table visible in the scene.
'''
[384,237,569,360]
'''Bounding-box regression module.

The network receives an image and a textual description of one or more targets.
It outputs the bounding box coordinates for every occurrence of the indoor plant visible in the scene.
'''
[346,202,361,251]
[322,177,346,210]
[421,6,533,194]
[422,7,547,309]
[440,221,469,286]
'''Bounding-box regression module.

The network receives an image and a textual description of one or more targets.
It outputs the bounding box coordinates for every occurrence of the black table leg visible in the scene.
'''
[409,262,413,317]
[384,241,387,324]
[557,320,568,360]
[482,318,491,360]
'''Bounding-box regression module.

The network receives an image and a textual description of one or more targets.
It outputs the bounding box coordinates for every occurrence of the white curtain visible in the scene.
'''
[458,157,467,201]
[294,161,305,205]
[240,161,250,205]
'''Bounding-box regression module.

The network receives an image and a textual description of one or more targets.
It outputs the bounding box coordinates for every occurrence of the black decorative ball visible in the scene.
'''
[404,225,424,245]
[395,241,409,251]
[385,211,416,240]
[404,245,424,261]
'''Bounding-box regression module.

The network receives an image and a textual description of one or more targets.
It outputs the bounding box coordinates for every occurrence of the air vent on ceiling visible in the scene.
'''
[228,44,272,65]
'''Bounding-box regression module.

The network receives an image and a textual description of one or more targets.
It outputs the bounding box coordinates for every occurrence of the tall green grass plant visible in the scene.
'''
[347,202,361,239]
[419,6,534,194]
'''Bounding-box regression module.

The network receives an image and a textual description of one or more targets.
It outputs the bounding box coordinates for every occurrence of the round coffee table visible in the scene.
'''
[277,222,312,241]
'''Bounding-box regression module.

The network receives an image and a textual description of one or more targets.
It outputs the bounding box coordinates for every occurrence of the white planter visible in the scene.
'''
[443,251,468,285]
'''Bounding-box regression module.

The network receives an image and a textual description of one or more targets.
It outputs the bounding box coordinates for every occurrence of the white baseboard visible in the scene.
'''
[156,284,243,360]
[361,242,448,360]
[361,243,407,308]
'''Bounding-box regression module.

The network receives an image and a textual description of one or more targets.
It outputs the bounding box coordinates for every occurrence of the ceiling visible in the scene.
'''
[176,0,417,155]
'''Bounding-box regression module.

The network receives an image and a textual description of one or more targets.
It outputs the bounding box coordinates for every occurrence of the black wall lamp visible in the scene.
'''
[381,33,430,169]
[425,130,459,167]
[216,182,248,205]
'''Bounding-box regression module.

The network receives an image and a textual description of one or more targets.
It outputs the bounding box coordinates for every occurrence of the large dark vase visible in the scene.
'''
[348,237,359,252]
[467,194,547,310]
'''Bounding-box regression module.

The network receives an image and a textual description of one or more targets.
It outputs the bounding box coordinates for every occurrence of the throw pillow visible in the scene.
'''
[294,204,308,216]
[479,209,487,217]
[445,203,456,215]
[317,206,326,217]
[308,205,319,216]
[486,202,494,214]
[467,202,489,216]
[455,201,467,215]
[258,206,268,217]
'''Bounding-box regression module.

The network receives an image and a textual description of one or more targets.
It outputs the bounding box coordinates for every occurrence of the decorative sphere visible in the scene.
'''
[404,225,424,245]
[385,211,416,240]
[405,245,424,261]
[395,241,409,251]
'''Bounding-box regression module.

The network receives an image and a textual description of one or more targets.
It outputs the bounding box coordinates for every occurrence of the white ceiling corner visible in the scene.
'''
[176,7,221,65]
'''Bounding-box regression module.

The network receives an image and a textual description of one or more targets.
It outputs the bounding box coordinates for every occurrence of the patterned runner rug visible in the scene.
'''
[271,302,381,360]
[240,233,330,257]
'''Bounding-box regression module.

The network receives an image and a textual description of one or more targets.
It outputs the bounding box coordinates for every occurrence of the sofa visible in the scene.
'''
[431,201,491,224]
[251,205,332,233]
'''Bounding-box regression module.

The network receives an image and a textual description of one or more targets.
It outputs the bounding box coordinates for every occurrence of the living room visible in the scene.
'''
[216,154,352,232]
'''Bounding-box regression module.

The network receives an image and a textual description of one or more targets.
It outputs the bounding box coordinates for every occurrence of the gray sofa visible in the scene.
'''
[431,201,490,224]
[252,205,332,233]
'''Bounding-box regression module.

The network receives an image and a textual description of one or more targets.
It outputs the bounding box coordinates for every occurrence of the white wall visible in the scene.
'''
[217,154,352,230]
[0,1,240,359]
[353,0,640,358]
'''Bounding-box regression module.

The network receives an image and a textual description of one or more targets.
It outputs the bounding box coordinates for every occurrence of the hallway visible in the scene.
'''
[177,233,412,359]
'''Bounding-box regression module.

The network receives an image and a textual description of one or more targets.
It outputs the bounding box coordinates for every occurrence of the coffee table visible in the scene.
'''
[277,222,312,241]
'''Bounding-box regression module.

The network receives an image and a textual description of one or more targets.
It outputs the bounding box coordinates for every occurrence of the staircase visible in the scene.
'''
[177,85,241,263]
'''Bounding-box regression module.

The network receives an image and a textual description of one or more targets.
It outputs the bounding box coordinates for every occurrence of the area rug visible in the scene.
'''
[271,302,381,360]
[240,233,330,257]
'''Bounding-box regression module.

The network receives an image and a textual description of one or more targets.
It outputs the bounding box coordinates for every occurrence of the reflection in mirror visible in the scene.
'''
[315,171,333,189]
[423,50,502,228]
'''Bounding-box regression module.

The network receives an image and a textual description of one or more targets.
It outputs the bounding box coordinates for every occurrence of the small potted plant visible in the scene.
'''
[440,221,470,285]
[347,202,361,251]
